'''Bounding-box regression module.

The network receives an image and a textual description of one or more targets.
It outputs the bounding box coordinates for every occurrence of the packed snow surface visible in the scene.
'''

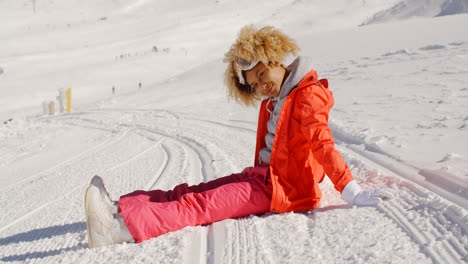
[1,0,467,263]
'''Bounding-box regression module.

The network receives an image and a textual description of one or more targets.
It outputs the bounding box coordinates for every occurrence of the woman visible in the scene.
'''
[84,25,394,248]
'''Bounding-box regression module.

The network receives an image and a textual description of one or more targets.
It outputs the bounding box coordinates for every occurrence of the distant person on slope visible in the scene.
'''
[84,25,395,248]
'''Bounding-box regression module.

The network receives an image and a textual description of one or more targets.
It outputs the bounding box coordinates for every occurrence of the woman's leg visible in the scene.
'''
[119,166,270,203]
[118,166,272,243]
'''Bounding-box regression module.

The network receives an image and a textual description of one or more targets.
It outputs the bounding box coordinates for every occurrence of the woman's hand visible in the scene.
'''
[341,180,395,206]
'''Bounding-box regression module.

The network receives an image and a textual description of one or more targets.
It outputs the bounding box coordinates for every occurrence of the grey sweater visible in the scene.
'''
[258,56,315,164]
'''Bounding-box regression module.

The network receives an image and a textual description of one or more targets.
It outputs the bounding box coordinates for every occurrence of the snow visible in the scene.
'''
[1,0,468,263]
[361,0,468,25]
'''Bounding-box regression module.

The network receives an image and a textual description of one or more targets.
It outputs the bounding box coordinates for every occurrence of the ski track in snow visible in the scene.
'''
[1,106,467,263]
[336,142,468,263]
[0,108,257,263]
[0,131,121,193]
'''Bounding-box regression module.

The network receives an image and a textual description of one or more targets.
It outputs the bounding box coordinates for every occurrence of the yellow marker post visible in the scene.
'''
[48,101,55,115]
[66,88,71,113]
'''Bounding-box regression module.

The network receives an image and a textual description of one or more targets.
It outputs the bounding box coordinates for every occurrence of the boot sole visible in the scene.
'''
[85,177,97,248]
[91,175,116,214]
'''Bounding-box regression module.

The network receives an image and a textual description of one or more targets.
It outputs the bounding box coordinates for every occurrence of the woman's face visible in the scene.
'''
[245,62,286,98]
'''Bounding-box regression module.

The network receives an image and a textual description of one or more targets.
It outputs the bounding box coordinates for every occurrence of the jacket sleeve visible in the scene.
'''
[254,100,270,166]
[292,85,354,193]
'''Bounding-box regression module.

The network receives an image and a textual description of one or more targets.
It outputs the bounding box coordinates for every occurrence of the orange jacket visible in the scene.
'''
[254,69,354,213]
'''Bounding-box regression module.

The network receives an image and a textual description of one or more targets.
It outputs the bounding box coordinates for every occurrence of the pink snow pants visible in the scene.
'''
[118,165,272,243]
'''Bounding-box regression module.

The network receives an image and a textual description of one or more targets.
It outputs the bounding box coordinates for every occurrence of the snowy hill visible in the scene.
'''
[362,0,468,25]
[1,0,468,263]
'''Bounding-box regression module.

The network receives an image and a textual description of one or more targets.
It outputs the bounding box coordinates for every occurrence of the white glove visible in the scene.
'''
[341,180,395,206]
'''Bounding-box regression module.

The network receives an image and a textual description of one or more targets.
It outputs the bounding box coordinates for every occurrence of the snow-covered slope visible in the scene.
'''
[1,0,467,263]
[362,0,468,25]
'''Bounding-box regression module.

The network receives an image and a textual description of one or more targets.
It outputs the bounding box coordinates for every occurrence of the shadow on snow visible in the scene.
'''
[0,221,87,262]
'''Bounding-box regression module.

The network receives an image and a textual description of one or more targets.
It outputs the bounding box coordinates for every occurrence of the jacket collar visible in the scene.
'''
[277,56,316,100]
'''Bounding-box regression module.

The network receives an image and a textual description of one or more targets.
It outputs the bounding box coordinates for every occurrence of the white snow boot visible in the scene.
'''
[90,175,118,214]
[85,176,135,248]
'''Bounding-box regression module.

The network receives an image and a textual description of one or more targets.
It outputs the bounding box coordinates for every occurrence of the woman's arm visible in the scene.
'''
[293,84,394,205]
[293,84,352,193]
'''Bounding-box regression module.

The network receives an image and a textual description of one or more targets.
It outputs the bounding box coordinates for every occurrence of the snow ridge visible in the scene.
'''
[362,0,468,25]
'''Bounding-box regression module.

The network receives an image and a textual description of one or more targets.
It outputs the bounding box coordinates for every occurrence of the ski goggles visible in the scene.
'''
[233,59,259,85]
